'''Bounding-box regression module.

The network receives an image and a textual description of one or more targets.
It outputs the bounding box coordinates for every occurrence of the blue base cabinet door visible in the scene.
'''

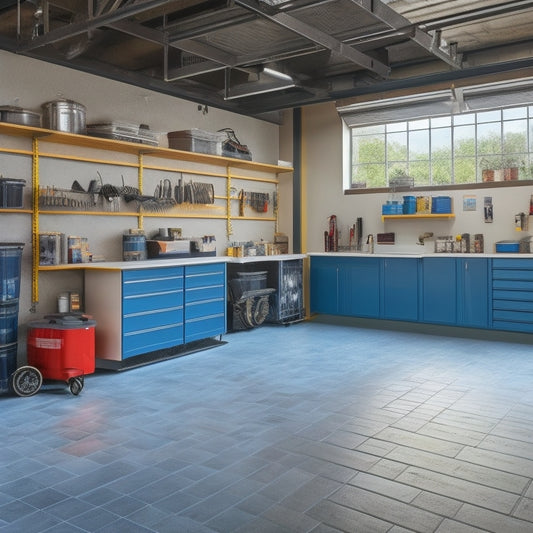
[184,263,226,343]
[382,258,418,321]
[310,256,339,315]
[459,258,488,328]
[338,257,380,318]
[421,258,457,325]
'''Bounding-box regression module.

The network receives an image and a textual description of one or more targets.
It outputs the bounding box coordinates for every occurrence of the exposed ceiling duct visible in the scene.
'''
[1,0,533,120]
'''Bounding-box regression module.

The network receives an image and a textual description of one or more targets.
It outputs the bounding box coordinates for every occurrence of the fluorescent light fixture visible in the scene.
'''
[224,68,296,100]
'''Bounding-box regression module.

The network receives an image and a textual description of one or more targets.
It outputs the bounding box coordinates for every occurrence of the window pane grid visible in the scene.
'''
[350,104,533,188]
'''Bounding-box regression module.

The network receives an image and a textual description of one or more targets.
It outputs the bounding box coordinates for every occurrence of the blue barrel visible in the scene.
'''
[123,234,147,261]
[0,342,17,394]
[0,243,24,301]
[0,301,19,344]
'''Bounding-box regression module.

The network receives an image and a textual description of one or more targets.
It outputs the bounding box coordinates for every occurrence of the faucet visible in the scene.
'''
[417,232,434,245]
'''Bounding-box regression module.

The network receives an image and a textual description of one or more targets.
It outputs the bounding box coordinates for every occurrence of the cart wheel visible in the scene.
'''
[69,377,84,396]
[10,366,43,397]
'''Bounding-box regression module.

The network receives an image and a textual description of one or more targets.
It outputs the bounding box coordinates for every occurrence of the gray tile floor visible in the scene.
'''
[2,317,533,532]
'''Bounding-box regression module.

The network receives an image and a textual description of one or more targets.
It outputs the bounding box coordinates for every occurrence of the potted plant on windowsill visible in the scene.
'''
[480,157,521,182]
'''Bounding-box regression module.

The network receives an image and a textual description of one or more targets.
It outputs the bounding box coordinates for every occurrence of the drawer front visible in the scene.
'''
[493,279,533,291]
[492,269,533,281]
[493,309,533,323]
[123,267,183,296]
[493,299,533,312]
[493,289,533,302]
[185,264,225,289]
[123,308,183,334]
[493,259,533,270]
[123,324,184,358]
[185,315,226,343]
[492,320,533,333]
[185,284,225,304]
[123,266,182,282]
[123,290,183,314]
[185,299,225,320]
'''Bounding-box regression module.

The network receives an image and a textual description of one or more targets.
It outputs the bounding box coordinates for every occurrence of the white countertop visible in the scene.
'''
[308,252,532,258]
[228,254,306,263]
[79,254,306,270]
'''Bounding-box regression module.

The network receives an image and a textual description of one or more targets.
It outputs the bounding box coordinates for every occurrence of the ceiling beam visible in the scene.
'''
[350,0,463,70]
[234,0,391,78]
[19,0,172,50]
[420,0,533,31]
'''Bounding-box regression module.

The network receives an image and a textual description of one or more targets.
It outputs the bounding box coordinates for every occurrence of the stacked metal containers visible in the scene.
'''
[0,243,24,393]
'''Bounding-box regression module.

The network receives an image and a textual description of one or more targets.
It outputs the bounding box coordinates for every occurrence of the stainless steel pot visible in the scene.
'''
[0,106,41,127]
[41,99,86,134]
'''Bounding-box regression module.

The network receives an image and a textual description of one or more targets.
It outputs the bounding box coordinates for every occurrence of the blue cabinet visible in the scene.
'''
[310,256,380,317]
[122,267,184,358]
[338,257,380,318]
[421,258,457,324]
[421,257,488,328]
[310,256,339,314]
[184,263,226,343]
[458,258,489,328]
[85,261,227,366]
[310,254,490,331]
[382,258,418,321]
[492,259,533,333]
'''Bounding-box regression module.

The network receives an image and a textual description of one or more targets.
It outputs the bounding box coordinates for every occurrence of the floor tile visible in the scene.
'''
[2,319,533,532]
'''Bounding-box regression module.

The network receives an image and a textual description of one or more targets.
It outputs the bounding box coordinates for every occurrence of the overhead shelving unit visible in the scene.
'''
[0,122,293,306]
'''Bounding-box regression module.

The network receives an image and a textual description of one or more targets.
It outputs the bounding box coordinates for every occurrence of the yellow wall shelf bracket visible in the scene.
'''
[31,137,40,310]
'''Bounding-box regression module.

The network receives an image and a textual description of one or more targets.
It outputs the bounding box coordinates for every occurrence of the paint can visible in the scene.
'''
[123,233,147,261]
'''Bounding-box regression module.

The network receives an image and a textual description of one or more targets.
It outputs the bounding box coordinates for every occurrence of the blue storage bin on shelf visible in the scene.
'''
[403,196,416,214]
[432,196,452,214]
[495,241,520,253]
[382,202,403,215]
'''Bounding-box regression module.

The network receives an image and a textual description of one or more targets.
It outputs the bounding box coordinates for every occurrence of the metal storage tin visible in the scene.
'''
[41,99,86,134]
[0,178,26,208]
[0,106,41,127]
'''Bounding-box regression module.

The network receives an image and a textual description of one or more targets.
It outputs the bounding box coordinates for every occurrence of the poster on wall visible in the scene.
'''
[463,195,476,211]
[484,196,493,223]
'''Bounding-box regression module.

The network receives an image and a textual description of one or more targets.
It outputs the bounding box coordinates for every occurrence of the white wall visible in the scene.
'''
[301,102,533,254]
[0,50,290,355]
[0,51,281,163]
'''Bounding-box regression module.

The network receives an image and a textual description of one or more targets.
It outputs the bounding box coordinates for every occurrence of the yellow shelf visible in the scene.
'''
[38,264,88,271]
[382,213,455,221]
[0,208,32,214]
[0,122,293,174]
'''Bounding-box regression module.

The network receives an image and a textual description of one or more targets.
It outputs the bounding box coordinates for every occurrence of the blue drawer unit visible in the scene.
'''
[492,259,533,333]
[122,267,184,358]
[184,263,226,343]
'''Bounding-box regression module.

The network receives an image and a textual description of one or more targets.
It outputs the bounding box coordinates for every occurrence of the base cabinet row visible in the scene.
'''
[310,256,490,330]
[85,262,226,363]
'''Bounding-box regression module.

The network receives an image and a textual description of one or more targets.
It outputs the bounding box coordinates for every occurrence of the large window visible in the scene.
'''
[349,104,533,189]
